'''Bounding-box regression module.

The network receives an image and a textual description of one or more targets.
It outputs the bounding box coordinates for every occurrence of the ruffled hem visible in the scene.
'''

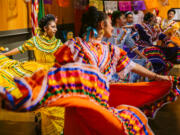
[108,81,177,119]
[141,80,180,118]
[110,105,154,135]
[143,47,173,74]
[47,97,154,135]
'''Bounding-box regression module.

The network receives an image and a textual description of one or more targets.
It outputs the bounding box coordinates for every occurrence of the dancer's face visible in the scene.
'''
[149,16,156,26]
[127,14,133,24]
[168,11,175,20]
[119,15,127,26]
[44,21,57,38]
[103,17,114,38]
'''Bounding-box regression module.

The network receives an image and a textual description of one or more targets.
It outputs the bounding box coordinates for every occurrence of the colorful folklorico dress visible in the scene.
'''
[0,35,64,135]
[160,19,180,63]
[2,37,180,135]
[134,23,173,74]
[160,19,179,36]
[105,27,152,82]
[0,37,155,135]
[0,35,62,98]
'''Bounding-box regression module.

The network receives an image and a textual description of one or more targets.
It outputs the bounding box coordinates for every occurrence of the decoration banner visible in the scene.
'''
[89,0,103,11]
[133,1,146,11]
[44,0,52,4]
[104,1,118,13]
[119,1,132,11]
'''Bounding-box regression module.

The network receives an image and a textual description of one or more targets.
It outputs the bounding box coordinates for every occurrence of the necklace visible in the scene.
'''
[33,35,62,53]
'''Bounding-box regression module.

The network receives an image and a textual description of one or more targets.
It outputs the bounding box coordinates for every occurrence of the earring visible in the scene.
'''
[101,30,104,35]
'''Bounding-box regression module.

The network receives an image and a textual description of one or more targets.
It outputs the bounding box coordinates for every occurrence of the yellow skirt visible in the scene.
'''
[35,107,64,135]
[0,55,47,98]
[0,55,64,135]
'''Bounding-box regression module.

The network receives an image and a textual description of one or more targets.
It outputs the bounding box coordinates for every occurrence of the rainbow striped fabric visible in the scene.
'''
[177,49,180,63]
[0,63,109,110]
[134,23,174,74]
[141,76,180,118]
[40,63,110,108]
[58,38,132,81]
[143,47,173,74]
[111,105,153,135]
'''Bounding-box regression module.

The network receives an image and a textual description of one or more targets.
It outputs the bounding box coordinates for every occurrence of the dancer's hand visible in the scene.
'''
[154,74,170,81]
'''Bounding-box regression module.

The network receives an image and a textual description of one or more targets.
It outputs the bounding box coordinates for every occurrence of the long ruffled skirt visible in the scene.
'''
[0,55,64,135]
[124,45,173,74]
[0,63,154,135]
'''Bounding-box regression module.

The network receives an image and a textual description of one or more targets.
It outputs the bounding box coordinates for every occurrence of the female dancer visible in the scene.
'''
[160,9,179,36]
[105,11,152,82]
[132,12,174,74]
[0,14,64,135]
[0,14,62,95]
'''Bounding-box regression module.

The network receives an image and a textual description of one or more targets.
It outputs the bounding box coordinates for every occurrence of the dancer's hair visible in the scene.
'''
[144,12,154,22]
[125,11,133,18]
[80,6,108,37]
[111,11,124,26]
[168,8,176,15]
[39,14,56,32]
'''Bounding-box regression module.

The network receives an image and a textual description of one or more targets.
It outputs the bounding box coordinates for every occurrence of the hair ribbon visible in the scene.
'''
[86,26,98,42]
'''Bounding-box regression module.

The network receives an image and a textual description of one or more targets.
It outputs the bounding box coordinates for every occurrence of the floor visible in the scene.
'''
[149,98,180,135]
[0,109,37,135]
[0,121,36,135]
[149,64,180,135]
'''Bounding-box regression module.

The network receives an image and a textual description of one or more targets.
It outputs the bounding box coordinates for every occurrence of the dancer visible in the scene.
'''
[125,11,134,25]
[0,14,64,135]
[160,8,179,36]
[133,12,173,74]
[105,11,152,82]
[0,14,62,94]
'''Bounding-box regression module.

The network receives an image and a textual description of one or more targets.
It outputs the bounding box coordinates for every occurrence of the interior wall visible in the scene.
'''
[0,0,75,60]
[112,0,180,21]
[0,0,31,31]
[0,0,75,32]
[157,0,180,19]
[144,0,180,19]
[44,0,74,25]
[1,0,179,32]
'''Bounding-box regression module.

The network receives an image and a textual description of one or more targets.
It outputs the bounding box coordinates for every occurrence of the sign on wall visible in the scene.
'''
[173,8,180,21]
[104,1,118,13]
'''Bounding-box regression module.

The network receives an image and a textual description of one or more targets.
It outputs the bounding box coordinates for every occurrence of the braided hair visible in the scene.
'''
[80,6,108,37]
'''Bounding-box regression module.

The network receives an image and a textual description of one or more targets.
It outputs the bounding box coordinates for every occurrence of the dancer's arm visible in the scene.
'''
[131,63,169,81]
[3,48,20,56]
[3,38,35,57]
[116,47,169,81]
[125,34,147,59]
[122,25,133,28]
[133,48,147,59]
